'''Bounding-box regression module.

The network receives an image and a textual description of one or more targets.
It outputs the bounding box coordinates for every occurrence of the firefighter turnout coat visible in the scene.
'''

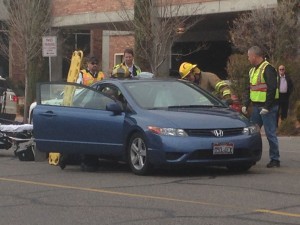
[196,72,231,100]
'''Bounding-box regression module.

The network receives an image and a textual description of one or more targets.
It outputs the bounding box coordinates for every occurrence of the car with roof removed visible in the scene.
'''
[33,78,262,175]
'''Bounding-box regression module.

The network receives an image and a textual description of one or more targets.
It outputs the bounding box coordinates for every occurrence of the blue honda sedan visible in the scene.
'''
[33,78,262,175]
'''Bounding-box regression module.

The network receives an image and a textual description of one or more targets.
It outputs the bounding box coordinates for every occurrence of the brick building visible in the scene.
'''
[1,0,278,81]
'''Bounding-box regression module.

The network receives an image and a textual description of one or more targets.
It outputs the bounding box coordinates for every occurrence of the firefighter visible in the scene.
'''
[77,56,105,85]
[179,62,232,102]
[112,48,141,78]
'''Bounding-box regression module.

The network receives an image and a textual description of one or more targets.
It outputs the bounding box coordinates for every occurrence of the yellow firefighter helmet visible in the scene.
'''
[179,62,198,78]
[111,64,131,78]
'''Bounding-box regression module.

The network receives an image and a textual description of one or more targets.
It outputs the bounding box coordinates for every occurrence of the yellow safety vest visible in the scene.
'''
[113,63,141,77]
[81,69,105,86]
[249,61,279,102]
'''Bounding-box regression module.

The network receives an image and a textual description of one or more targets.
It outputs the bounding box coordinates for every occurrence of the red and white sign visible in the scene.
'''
[42,36,57,57]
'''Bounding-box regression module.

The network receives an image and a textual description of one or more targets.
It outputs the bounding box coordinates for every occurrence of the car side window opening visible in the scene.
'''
[39,83,116,111]
[97,84,128,110]
[73,88,115,110]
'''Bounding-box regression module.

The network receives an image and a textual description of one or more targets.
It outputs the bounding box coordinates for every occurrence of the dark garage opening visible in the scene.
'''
[0,55,8,78]
[171,41,232,79]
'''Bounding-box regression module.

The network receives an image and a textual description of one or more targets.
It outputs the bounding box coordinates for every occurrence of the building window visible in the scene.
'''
[62,30,90,80]
[75,33,90,53]
[114,53,123,65]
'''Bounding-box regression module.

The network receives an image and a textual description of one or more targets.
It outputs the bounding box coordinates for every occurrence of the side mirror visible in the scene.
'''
[106,102,123,115]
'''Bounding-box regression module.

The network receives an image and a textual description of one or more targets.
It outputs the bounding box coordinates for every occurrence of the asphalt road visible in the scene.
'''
[0,136,299,225]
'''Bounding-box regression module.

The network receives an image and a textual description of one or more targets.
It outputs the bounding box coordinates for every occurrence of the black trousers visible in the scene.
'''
[278,93,290,120]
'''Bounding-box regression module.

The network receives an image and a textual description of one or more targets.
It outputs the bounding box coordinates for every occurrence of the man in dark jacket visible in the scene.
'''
[277,65,294,122]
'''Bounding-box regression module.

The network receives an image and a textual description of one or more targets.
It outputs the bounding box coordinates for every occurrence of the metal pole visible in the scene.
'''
[49,56,51,81]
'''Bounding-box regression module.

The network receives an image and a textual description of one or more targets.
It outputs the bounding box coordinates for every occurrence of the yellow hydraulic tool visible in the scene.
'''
[62,50,84,106]
[48,153,61,166]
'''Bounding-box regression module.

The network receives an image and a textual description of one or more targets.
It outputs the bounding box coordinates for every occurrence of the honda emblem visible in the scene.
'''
[213,130,223,137]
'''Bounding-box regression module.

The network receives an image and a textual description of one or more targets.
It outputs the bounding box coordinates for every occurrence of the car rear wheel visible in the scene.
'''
[128,133,152,175]
[226,163,253,172]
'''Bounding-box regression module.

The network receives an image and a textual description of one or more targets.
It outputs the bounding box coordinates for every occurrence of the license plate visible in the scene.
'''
[213,143,234,155]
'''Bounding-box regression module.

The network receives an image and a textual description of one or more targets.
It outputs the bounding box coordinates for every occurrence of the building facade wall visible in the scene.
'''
[51,0,216,17]
[52,0,134,16]
[50,0,278,76]
[8,0,278,81]
[91,29,103,64]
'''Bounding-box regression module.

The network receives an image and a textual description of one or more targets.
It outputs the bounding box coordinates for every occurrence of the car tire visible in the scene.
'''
[226,163,253,172]
[128,133,152,175]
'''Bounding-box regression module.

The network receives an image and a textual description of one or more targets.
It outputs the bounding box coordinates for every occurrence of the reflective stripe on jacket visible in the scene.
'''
[199,72,231,99]
[81,69,105,86]
[249,61,279,102]
[215,80,231,98]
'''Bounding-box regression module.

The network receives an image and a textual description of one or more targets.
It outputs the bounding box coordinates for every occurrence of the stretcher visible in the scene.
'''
[0,121,34,161]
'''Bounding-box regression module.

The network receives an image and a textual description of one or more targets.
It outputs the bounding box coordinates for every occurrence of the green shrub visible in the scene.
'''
[295,101,300,122]
[226,53,251,102]
[277,118,299,136]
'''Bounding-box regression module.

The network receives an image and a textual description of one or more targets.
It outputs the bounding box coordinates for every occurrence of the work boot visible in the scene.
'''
[266,160,280,168]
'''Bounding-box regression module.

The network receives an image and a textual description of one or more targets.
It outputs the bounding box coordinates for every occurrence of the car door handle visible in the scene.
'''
[40,111,57,117]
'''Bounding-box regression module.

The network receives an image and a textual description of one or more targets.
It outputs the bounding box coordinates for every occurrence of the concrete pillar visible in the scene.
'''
[102,30,110,76]
[91,29,103,61]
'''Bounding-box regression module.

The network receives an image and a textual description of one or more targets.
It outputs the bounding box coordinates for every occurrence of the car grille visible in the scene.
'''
[184,128,244,137]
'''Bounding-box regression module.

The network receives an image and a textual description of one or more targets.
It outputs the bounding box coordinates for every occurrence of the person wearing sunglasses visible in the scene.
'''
[77,55,105,86]
[277,65,294,123]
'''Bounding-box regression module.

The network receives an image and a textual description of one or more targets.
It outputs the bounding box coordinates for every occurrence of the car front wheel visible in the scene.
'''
[128,133,152,175]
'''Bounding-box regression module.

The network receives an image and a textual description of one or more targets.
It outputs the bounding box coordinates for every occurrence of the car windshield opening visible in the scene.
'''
[123,80,223,109]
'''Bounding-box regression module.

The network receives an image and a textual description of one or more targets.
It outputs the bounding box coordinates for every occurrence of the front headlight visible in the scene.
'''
[243,124,260,135]
[148,126,188,137]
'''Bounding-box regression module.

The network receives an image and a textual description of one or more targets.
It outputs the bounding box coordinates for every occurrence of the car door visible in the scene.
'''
[33,82,125,156]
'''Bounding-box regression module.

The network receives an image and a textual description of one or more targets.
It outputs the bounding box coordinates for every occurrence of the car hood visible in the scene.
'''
[144,107,249,129]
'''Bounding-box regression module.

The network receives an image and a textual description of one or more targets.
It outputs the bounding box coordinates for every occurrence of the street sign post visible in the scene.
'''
[42,36,57,81]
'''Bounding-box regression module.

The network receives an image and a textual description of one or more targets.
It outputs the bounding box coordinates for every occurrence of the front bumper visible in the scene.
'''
[146,132,262,166]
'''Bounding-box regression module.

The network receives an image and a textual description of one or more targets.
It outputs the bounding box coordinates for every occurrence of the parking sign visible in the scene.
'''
[42,36,57,57]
